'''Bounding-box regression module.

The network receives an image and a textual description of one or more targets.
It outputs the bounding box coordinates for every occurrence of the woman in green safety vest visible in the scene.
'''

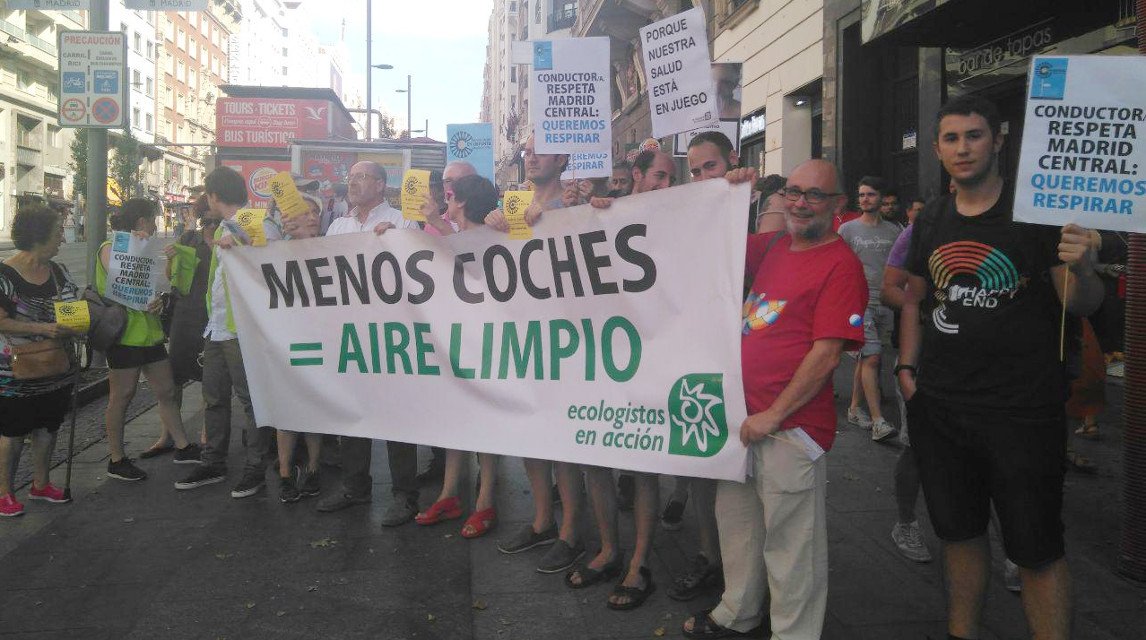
[96,198,199,482]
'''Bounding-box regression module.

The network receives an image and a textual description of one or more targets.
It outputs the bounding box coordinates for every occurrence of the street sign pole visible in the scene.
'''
[85,0,110,276]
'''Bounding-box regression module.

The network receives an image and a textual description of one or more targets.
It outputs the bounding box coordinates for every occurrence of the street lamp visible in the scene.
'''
[370,63,394,140]
[394,75,411,139]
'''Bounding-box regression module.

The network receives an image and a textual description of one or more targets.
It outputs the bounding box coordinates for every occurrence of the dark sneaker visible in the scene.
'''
[316,490,371,512]
[230,472,265,499]
[280,477,301,503]
[668,554,723,601]
[107,458,147,482]
[497,523,558,554]
[537,539,585,574]
[380,497,419,527]
[175,466,226,490]
[297,466,321,498]
[661,500,685,531]
[173,443,201,464]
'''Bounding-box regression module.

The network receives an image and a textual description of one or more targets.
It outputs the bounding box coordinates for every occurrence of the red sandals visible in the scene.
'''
[461,507,498,538]
[415,497,463,525]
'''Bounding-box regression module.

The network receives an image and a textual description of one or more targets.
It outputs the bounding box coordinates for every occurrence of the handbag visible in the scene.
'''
[11,267,73,380]
[11,339,72,379]
[83,286,128,353]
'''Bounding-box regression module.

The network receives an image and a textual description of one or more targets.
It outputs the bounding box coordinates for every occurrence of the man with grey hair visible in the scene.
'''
[318,161,422,527]
[684,159,868,639]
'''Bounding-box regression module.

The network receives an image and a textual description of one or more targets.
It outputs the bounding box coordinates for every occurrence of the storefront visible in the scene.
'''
[739,109,766,174]
[834,0,1138,197]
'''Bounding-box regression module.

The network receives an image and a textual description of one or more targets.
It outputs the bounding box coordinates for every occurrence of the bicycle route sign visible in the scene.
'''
[57,31,127,129]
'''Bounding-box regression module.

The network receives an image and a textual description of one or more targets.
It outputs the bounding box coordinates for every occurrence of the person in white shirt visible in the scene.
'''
[317,161,420,527]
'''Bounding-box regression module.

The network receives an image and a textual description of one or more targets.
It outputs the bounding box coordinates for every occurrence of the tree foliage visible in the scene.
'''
[69,131,88,200]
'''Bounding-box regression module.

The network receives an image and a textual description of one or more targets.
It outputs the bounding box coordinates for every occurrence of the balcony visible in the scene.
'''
[27,33,56,56]
[548,6,576,32]
[17,146,42,168]
[0,17,26,40]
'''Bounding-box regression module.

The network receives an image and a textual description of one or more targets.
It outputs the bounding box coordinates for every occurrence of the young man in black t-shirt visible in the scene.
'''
[898,96,1103,640]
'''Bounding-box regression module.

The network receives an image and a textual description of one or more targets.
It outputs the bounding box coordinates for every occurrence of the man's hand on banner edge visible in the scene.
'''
[484,208,509,232]
[524,201,545,226]
[215,235,240,250]
[739,410,783,446]
[589,196,614,210]
[373,222,394,236]
[724,168,757,185]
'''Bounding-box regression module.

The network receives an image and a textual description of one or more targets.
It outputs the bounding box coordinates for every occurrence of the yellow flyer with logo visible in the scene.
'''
[235,209,268,247]
[502,191,534,240]
[54,301,90,333]
[268,171,311,219]
[401,170,431,222]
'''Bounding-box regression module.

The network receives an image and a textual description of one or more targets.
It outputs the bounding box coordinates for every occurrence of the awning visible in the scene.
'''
[861,0,1128,48]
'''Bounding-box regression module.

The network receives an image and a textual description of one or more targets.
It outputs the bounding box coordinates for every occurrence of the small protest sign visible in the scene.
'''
[502,191,535,240]
[530,38,612,158]
[401,170,432,222]
[235,209,268,247]
[54,301,90,333]
[1015,55,1146,232]
[268,172,311,220]
[640,8,719,138]
[106,231,160,311]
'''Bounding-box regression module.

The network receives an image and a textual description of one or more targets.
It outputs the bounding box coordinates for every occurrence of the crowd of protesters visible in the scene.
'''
[0,94,1121,640]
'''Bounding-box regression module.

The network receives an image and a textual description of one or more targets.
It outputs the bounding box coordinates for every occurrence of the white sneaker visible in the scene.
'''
[891,521,932,563]
[1004,559,1022,593]
[847,407,873,429]
[871,418,898,442]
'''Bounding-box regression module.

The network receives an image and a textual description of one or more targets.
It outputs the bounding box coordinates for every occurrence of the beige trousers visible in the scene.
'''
[711,433,828,639]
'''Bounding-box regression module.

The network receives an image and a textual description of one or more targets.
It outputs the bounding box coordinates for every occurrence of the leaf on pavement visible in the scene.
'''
[472,600,487,610]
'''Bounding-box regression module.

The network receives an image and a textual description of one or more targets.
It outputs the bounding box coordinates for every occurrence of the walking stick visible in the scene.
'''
[62,339,84,502]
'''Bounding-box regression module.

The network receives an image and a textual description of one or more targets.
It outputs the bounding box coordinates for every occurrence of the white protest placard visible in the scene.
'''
[1015,55,1146,232]
[125,0,209,9]
[531,38,612,158]
[640,8,719,139]
[8,1,89,8]
[562,152,613,180]
[106,231,160,311]
[57,31,127,129]
[221,180,751,481]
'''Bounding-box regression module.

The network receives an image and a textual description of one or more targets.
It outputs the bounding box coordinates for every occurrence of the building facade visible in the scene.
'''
[0,4,85,238]
[158,3,238,207]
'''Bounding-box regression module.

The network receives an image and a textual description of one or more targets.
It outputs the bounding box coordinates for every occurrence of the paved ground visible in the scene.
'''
[0,362,1143,639]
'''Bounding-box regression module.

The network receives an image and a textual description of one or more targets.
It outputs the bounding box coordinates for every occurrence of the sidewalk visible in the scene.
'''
[0,365,1142,639]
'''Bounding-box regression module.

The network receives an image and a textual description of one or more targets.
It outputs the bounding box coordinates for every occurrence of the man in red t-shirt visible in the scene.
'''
[684,159,868,639]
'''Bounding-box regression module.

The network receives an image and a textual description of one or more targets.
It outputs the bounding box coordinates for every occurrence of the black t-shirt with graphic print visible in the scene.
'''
[905,186,1066,410]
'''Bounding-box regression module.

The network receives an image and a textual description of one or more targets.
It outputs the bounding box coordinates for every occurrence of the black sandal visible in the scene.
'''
[682,608,751,639]
[606,566,656,611]
[565,554,624,589]
[669,557,723,601]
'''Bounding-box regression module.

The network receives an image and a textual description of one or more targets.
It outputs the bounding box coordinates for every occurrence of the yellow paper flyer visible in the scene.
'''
[401,170,431,222]
[502,191,534,240]
[268,171,310,219]
[54,301,90,333]
[235,209,268,247]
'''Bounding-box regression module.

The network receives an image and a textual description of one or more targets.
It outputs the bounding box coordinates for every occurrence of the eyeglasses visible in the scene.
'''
[780,187,842,205]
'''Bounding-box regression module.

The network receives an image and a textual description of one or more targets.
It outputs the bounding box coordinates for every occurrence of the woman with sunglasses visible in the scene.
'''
[374,174,501,538]
[141,196,218,459]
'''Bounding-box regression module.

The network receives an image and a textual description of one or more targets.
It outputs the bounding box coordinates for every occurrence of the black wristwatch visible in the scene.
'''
[893,364,917,376]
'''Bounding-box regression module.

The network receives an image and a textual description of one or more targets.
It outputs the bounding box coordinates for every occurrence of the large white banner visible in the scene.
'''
[107,231,160,311]
[1015,55,1146,232]
[222,180,751,481]
[640,7,719,138]
[531,37,613,162]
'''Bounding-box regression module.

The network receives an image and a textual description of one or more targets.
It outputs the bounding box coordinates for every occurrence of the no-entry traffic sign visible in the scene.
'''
[57,31,127,129]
